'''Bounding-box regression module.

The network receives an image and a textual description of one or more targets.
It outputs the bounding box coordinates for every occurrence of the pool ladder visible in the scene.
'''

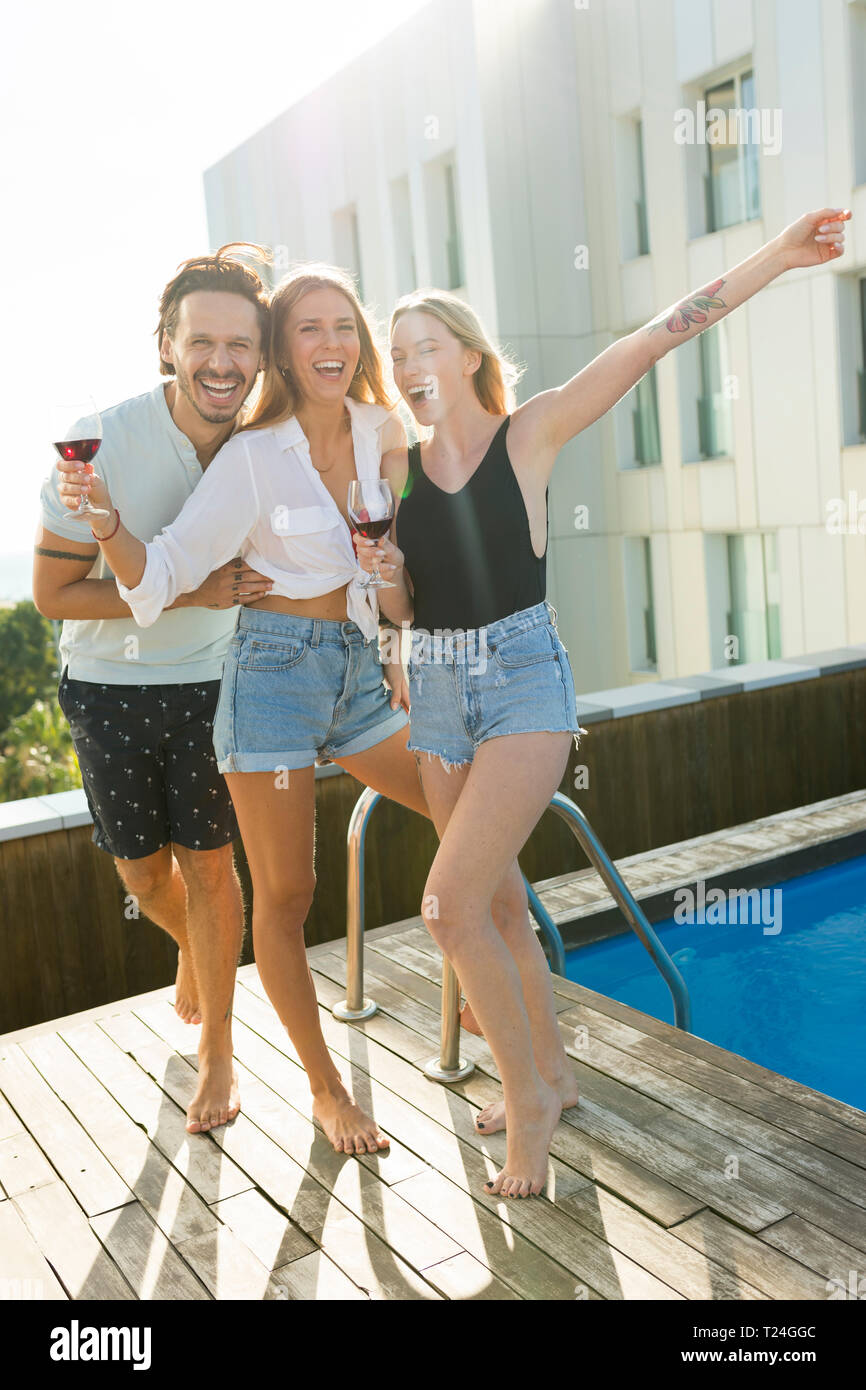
[333,788,692,1082]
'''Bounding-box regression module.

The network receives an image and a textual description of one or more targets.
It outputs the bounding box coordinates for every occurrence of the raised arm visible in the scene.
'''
[518,207,851,461]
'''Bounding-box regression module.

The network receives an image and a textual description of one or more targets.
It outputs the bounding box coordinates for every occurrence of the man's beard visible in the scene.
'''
[173,360,252,424]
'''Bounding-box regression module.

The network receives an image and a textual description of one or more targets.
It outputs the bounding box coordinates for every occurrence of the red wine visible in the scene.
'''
[54,438,101,463]
[353,516,391,540]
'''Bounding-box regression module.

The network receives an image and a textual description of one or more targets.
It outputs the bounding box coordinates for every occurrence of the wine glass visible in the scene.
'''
[348,480,395,589]
[50,398,109,520]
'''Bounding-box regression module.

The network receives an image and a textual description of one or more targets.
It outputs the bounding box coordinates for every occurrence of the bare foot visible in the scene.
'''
[475,1073,579,1135]
[186,1053,240,1134]
[460,998,483,1036]
[312,1085,390,1154]
[175,951,201,1025]
[483,1080,561,1199]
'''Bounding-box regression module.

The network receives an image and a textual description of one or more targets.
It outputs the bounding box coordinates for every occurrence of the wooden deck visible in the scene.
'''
[2,918,865,1301]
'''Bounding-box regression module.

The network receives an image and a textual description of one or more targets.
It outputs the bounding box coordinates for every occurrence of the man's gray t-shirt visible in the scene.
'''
[40,383,238,684]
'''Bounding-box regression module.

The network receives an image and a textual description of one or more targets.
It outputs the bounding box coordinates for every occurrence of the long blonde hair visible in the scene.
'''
[390,289,523,414]
[246,262,392,429]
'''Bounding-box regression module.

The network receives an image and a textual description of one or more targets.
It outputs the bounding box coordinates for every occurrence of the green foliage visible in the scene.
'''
[0,698,82,801]
[0,601,58,733]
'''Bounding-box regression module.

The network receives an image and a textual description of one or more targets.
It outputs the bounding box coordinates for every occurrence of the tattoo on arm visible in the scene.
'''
[35,545,98,561]
[646,277,727,336]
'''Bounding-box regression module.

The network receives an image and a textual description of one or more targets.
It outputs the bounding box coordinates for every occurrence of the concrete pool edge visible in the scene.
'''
[531,788,866,950]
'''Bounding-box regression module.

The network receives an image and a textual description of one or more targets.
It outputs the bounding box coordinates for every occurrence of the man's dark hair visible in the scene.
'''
[156,243,271,376]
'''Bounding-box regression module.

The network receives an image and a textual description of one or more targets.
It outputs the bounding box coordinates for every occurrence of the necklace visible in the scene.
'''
[307,406,352,475]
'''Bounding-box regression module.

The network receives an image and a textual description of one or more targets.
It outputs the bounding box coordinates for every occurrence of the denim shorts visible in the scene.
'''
[406,601,583,771]
[213,607,408,773]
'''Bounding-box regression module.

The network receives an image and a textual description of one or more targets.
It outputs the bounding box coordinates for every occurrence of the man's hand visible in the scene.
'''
[56,458,113,515]
[174,558,274,610]
[382,660,410,713]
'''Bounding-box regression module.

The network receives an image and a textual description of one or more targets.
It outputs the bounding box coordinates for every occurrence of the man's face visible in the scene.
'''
[161,290,264,424]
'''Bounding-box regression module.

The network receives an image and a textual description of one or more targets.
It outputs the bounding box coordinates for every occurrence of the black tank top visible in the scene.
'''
[396,416,547,631]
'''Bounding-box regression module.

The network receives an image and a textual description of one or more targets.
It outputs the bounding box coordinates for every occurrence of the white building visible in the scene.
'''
[204,0,866,691]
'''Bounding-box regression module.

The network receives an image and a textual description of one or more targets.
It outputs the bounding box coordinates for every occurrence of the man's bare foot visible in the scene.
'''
[460,998,483,1036]
[186,1053,240,1133]
[475,1073,580,1136]
[175,951,201,1025]
[483,1079,561,1199]
[312,1084,390,1155]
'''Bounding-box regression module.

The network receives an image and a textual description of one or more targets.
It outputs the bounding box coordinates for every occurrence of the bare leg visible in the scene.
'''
[173,843,244,1134]
[417,732,575,1197]
[225,767,389,1155]
[116,847,200,1024]
[339,725,578,1133]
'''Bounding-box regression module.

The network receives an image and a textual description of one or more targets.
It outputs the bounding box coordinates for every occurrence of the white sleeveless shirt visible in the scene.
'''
[117,396,396,639]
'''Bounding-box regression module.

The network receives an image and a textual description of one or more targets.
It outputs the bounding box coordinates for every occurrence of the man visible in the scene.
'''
[34,245,274,1134]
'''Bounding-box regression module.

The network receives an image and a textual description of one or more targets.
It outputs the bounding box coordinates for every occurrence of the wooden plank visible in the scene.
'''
[0,1200,68,1300]
[301,969,708,1229]
[240,965,437,1067]
[557,1019,866,1210]
[641,1104,866,1256]
[562,1187,768,1301]
[313,949,667,1134]
[210,1189,315,1270]
[403,1169,684,1301]
[760,1213,866,1289]
[133,997,429,1188]
[394,1170,604,1300]
[62,1016,252,1206]
[13,1182,135,1300]
[53,1022,221,1244]
[549,965,866,1137]
[110,1012,464,1283]
[671,1208,836,1300]
[420,1251,522,1300]
[274,1250,368,1301]
[0,1093,24,1141]
[0,1043,133,1217]
[0,1131,57,1198]
[90,1203,210,1300]
[173,1224,307,1301]
[234,972,716,1300]
[625,1033,866,1169]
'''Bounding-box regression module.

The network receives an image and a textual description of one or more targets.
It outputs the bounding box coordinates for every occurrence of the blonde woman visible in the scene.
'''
[57,264,427,1154]
[356,209,851,1197]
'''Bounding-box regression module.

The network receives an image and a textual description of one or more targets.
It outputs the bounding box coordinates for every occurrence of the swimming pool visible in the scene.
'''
[564,851,866,1112]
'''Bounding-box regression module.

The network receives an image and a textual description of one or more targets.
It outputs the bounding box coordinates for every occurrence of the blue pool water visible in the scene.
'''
[564,853,866,1111]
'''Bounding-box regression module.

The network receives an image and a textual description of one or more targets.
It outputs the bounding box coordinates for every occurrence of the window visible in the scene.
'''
[617,116,650,260]
[851,2,866,188]
[696,324,734,458]
[725,533,781,663]
[860,277,866,441]
[332,205,364,300]
[704,69,761,232]
[389,176,417,296]
[624,537,658,671]
[424,154,465,292]
[632,367,662,466]
[443,162,464,290]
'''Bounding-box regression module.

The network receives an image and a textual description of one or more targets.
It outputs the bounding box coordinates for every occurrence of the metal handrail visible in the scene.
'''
[333,786,692,1083]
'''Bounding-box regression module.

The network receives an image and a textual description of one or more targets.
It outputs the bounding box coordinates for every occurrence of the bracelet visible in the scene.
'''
[92,508,120,541]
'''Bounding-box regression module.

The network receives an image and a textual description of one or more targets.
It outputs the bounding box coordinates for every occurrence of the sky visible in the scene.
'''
[2,0,432,563]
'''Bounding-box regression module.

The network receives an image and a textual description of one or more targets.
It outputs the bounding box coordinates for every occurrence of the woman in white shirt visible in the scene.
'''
[59,264,432,1156]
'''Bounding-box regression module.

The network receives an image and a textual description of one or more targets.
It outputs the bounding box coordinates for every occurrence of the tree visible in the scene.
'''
[0,601,58,734]
[0,698,82,801]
